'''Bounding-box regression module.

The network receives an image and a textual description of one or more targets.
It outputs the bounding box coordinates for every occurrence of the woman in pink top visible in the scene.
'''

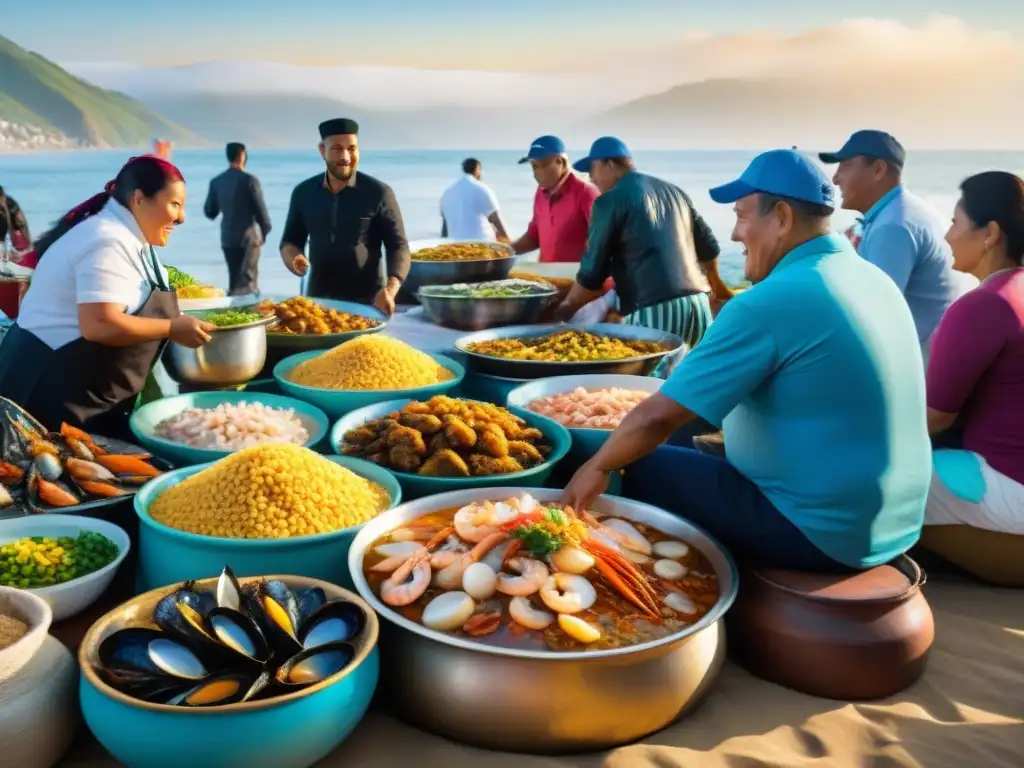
[926,171,1024,534]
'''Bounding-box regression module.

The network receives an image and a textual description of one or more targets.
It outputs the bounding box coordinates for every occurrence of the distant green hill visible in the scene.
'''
[0,34,200,147]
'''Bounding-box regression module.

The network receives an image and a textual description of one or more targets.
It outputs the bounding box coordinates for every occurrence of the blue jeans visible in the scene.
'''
[622,446,851,572]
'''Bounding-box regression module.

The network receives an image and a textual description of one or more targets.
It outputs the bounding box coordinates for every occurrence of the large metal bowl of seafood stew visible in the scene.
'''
[348,487,738,753]
[455,323,684,379]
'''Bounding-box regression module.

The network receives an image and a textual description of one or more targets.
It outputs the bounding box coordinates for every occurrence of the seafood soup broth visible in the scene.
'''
[362,503,721,653]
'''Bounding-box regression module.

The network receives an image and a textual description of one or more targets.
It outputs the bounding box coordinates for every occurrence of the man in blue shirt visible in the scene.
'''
[820,130,974,348]
[562,149,931,571]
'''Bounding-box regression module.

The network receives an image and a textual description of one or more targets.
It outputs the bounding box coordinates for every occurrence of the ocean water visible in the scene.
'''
[1,148,1022,293]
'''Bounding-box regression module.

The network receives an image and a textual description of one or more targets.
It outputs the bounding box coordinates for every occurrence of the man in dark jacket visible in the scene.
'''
[204,143,272,295]
[556,137,735,352]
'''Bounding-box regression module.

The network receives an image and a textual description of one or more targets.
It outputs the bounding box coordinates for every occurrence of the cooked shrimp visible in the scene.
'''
[430,550,462,569]
[495,557,549,596]
[539,573,598,614]
[453,500,517,543]
[380,560,431,607]
[509,596,555,630]
[435,532,507,590]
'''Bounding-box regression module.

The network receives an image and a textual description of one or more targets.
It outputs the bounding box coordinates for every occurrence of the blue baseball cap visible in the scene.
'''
[518,135,566,164]
[708,149,835,208]
[818,130,905,168]
[572,137,631,173]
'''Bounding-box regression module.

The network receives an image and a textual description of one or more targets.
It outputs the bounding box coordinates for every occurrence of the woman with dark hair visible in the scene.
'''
[0,155,214,437]
[924,171,1024,537]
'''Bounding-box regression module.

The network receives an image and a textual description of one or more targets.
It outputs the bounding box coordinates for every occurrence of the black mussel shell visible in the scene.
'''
[249,580,303,659]
[98,628,208,680]
[298,600,366,650]
[215,565,244,611]
[295,586,327,623]
[94,666,192,704]
[165,672,265,707]
[153,593,216,647]
[206,607,271,664]
[274,641,356,689]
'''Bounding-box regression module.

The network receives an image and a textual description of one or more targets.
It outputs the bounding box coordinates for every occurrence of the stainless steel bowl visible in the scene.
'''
[455,322,685,379]
[262,295,389,352]
[404,239,518,295]
[348,487,738,753]
[163,315,277,386]
[416,287,558,331]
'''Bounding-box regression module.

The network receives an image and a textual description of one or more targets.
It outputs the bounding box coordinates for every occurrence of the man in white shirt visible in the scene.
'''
[440,159,510,242]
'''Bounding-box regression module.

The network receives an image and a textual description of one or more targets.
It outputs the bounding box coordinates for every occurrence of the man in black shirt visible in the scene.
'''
[204,142,272,295]
[279,118,410,315]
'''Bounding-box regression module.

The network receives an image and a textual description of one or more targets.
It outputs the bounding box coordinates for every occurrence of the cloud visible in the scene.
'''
[63,60,642,110]
[600,15,1023,88]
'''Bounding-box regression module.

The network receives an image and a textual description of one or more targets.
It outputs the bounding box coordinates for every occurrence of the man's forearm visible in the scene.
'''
[280,243,303,266]
[590,403,694,473]
[511,233,538,255]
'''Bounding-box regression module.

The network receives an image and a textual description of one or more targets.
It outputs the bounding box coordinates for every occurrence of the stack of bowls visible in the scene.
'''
[129,391,331,466]
[133,455,402,591]
[273,350,465,419]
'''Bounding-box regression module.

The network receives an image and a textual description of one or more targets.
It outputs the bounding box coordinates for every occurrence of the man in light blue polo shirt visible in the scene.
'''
[562,149,931,571]
[821,130,974,348]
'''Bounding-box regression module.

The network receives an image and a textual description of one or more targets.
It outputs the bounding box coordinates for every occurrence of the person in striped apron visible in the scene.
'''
[554,137,734,373]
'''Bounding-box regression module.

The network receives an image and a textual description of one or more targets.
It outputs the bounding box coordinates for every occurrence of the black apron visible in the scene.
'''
[0,245,178,441]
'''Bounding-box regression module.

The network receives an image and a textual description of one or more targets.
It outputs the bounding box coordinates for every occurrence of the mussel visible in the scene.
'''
[164,671,269,707]
[215,565,244,611]
[152,587,223,659]
[274,641,356,689]
[298,600,366,650]
[98,628,208,681]
[249,579,303,658]
[206,607,271,664]
[295,586,327,620]
[95,667,192,704]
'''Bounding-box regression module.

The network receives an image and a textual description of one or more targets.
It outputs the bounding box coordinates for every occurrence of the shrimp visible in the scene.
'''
[435,532,507,591]
[372,527,452,573]
[453,500,518,543]
[496,557,550,597]
[430,550,462,569]
[508,596,555,630]
[380,560,431,607]
[539,573,598,614]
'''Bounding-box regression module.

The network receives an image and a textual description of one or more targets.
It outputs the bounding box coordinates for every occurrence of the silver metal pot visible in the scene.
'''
[348,487,738,753]
[163,315,277,387]
[404,239,518,295]
[416,288,558,331]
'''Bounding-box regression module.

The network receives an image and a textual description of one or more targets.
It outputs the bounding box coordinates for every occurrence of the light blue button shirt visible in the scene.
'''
[661,234,931,568]
[858,186,971,342]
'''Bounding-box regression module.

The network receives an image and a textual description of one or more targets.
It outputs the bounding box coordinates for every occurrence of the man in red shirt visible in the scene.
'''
[510,136,599,263]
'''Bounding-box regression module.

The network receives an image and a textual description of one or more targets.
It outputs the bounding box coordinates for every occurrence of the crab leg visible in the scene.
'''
[591,556,660,619]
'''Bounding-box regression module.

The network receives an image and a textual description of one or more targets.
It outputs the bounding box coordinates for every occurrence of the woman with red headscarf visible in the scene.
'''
[0,155,215,437]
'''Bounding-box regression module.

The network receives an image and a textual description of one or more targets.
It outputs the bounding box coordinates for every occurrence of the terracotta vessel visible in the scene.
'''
[727,555,934,700]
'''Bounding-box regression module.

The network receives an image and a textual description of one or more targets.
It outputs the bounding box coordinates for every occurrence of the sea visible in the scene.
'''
[1,148,1022,292]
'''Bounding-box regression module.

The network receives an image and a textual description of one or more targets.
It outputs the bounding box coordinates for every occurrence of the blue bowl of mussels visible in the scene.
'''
[78,567,379,768]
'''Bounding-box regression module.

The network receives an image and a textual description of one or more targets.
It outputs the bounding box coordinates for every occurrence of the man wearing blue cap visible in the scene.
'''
[555,137,733,351]
[508,136,599,264]
[563,149,930,572]
[821,130,972,351]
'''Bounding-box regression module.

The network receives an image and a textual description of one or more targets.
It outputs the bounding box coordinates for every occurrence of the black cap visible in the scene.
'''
[319,118,359,139]
[819,130,906,169]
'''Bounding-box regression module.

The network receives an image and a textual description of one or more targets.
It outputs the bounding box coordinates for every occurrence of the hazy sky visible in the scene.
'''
[5,0,1023,69]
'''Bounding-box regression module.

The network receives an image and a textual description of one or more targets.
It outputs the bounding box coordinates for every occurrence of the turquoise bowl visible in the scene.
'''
[273,350,465,419]
[330,398,572,499]
[461,371,531,405]
[79,575,379,768]
[128,391,331,466]
[134,455,402,591]
[506,373,665,462]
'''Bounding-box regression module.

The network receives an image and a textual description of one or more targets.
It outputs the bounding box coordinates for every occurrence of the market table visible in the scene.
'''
[53,572,1024,768]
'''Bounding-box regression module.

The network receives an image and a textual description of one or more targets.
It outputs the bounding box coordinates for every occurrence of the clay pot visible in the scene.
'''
[727,555,934,700]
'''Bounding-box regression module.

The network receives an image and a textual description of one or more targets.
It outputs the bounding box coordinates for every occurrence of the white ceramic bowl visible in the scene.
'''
[0,585,52,682]
[0,516,131,622]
